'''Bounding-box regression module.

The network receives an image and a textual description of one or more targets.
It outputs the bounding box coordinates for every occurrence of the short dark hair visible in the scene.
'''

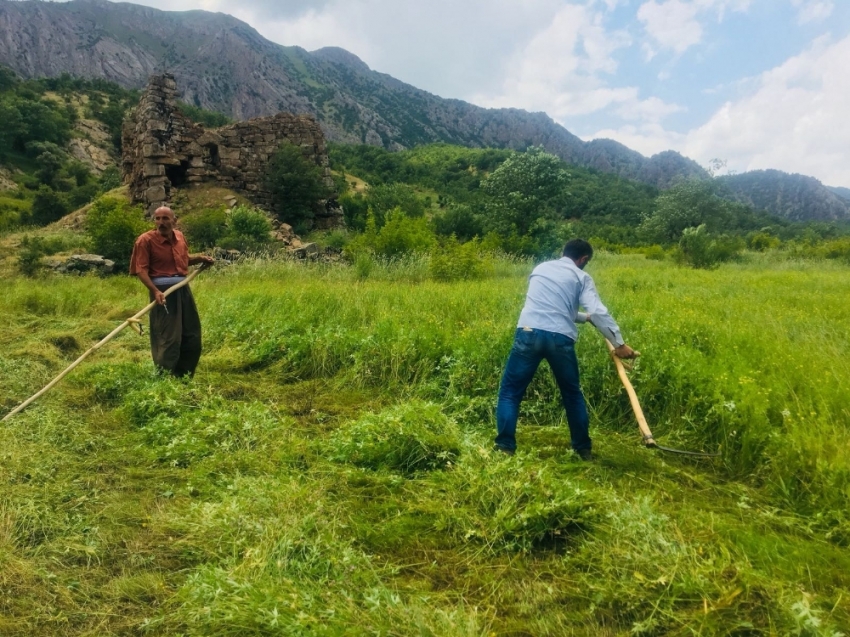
[563,239,593,260]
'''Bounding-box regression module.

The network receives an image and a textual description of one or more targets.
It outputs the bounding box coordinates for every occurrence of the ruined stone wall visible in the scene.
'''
[122,74,341,228]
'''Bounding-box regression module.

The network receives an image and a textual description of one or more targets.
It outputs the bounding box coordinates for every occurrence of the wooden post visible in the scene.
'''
[2,268,202,422]
[605,339,657,447]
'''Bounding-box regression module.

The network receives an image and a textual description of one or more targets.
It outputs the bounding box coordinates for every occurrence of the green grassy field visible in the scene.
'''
[1,254,849,635]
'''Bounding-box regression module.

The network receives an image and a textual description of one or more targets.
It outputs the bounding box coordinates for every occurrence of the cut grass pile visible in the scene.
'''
[1,253,849,635]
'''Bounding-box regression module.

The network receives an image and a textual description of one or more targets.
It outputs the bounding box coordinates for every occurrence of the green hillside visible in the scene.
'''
[329,142,848,260]
[0,65,230,231]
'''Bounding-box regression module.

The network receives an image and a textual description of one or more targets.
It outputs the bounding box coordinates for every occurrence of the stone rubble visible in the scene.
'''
[50,254,116,275]
[122,74,343,229]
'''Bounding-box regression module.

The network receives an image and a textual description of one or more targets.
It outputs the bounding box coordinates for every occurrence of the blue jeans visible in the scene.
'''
[495,328,590,453]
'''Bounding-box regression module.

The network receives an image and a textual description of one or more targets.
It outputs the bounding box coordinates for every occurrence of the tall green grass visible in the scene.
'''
[2,253,849,635]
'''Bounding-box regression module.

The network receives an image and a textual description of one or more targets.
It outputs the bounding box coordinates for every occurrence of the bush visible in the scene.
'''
[345,208,436,260]
[264,142,330,227]
[86,195,148,264]
[218,205,272,252]
[66,182,99,208]
[817,237,850,263]
[432,203,483,241]
[0,196,30,230]
[98,166,122,192]
[367,183,425,226]
[354,252,374,280]
[430,236,491,281]
[30,186,68,226]
[677,224,742,269]
[329,400,461,474]
[181,207,228,249]
[339,191,369,231]
[747,231,780,252]
[642,245,666,261]
[17,235,46,276]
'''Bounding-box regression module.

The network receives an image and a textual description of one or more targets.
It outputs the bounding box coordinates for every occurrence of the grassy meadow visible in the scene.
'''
[2,253,850,635]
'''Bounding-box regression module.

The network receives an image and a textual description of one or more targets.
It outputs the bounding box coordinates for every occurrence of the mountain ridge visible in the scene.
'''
[0,0,707,191]
[0,0,847,221]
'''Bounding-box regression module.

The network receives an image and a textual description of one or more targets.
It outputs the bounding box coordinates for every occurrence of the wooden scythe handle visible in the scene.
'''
[2,268,203,423]
[605,339,656,447]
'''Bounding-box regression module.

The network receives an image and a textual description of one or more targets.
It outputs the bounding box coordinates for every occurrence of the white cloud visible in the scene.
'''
[637,0,752,56]
[584,123,686,156]
[791,0,834,25]
[617,96,684,122]
[683,34,850,185]
[475,4,680,122]
[593,34,850,185]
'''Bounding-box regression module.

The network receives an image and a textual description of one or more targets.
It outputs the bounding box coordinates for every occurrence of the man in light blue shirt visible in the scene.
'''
[494,239,638,460]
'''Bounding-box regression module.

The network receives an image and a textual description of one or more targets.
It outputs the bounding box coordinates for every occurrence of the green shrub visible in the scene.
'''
[30,186,68,226]
[339,191,369,230]
[344,208,436,260]
[817,237,850,263]
[747,231,780,252]
[98,166,121,192]
[218,205,272,252]
[86,195,148,264]
[181,206,228,249]
[329,400,461,474]
[354,252,374,280]
[430,236,491,281]
[642,244,666,261]
[324,229,350,250]
[367,183,425,225]
[17,235,46,276]
[264,142,330,227]
[0,196,30,230]
[374,208,436,257]
[677,224,742,269]
[66,181,99,208]
[432,203,483,241]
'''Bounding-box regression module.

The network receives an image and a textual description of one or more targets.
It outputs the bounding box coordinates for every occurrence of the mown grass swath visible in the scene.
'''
[2,253,849,635]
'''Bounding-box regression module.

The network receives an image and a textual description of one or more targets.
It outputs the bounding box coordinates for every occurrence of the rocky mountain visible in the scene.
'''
[2,0,846,223]
[0,0,707,191]
[826,186,850,202]
[718,170,850,222]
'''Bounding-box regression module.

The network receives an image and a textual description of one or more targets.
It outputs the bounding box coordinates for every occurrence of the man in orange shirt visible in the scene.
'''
[129,206,214,377]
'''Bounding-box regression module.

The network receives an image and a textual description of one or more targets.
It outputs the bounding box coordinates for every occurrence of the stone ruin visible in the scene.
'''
[121,74,342,228]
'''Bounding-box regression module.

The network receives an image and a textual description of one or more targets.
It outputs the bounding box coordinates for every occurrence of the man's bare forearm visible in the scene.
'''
[189,254,214,267]
[136,271,160,296]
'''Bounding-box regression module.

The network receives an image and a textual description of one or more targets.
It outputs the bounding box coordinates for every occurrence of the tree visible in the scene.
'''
[86,196,148,264]
[481,146,569,237]
[640,178,734,243]
[367,183,425,226]
[433,203,483,241]
[30,186,69,226]
[0,97,26,155]
[264,142,331,228]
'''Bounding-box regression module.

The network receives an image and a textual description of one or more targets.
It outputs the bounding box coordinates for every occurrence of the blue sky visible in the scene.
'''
[100,0,850,186]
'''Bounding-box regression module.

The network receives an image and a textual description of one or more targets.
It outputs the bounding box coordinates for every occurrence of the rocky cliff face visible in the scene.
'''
[0,0,706,191]
[718,170,850,222]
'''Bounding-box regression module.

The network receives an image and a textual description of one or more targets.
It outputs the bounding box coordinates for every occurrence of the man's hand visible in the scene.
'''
[154,290,166,305]
[197,255,215,270]
[614,344,640,359]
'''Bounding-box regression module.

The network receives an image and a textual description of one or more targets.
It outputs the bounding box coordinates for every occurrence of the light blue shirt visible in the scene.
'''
[516,257,624,346]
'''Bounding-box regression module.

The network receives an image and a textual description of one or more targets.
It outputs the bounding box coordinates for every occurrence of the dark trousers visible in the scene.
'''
[149,284,202,378]
[495,328,590,453]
